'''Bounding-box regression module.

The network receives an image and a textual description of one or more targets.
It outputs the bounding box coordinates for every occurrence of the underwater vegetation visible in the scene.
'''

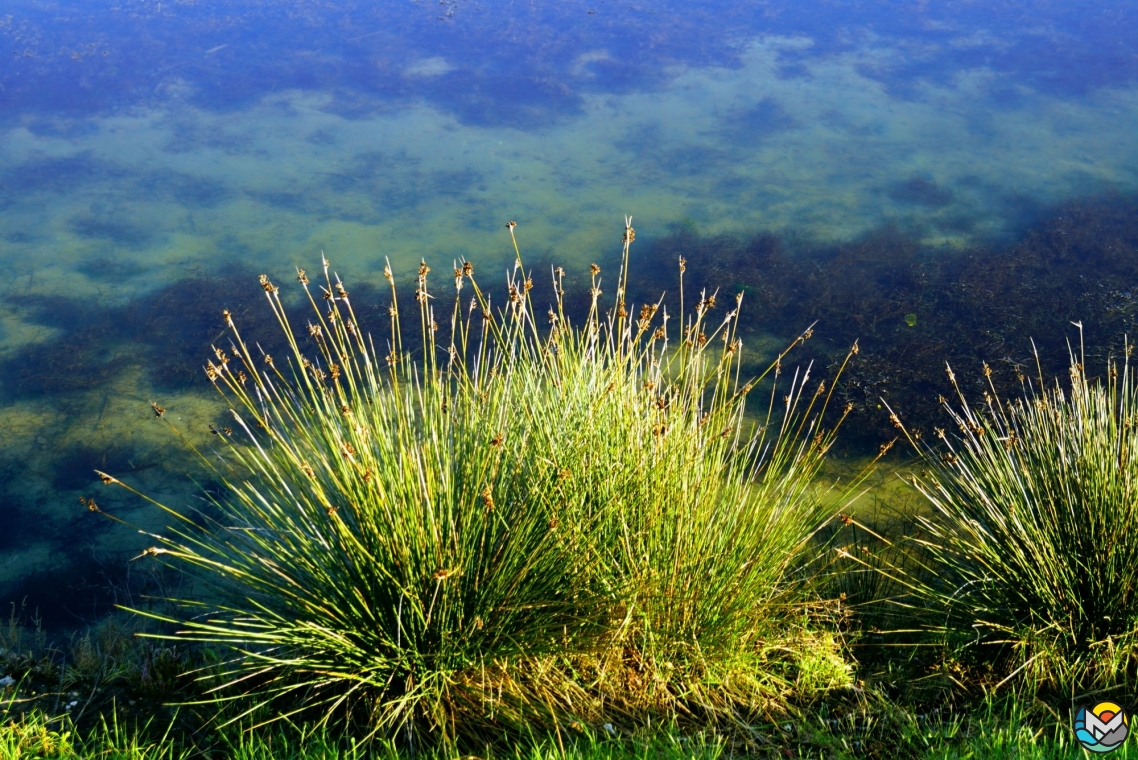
[632,193,1138,449]
[2,0,1136,129]
[0,267,310,398]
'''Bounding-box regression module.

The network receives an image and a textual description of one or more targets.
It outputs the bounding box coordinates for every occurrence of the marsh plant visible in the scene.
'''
[95,219,858,743]
[879,328,1138,694]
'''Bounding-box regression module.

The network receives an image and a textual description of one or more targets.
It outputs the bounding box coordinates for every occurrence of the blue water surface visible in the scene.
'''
[0,0,1136,628]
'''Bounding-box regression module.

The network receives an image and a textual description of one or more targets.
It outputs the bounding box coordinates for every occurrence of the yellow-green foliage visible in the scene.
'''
[887,333,1138,693]
[101,220,856,743]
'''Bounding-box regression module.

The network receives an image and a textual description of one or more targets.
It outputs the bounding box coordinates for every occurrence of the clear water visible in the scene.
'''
[1,0,1136,627]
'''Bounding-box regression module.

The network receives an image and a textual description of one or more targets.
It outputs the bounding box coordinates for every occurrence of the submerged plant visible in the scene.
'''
[97,219,857,743]
[882,327,1138,694]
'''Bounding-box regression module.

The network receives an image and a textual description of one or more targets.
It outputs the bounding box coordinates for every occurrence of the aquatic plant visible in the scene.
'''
[879,328,1138,693]
[95,219,858,743]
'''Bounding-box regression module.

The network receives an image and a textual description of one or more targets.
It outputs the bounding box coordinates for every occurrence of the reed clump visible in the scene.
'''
[98,219,858,745]
[882,328,1138,694]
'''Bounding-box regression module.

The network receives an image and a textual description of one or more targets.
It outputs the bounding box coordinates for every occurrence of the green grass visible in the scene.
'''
[89,221,863,746]
[0,695,1124,760]
[872,328,1138,695]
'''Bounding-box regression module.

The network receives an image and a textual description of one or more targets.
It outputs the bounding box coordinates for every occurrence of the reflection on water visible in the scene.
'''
[1,1,1137,628]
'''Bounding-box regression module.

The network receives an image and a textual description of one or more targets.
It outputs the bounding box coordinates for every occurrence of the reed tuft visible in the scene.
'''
[103,221,856,745]
[885,327,1138,694]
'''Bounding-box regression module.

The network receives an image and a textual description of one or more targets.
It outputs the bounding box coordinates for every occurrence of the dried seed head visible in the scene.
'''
[418,261,431,278]
[222,309,233,328]
[297,269,309,285]
[622,224,635,243]
[481,486,494,511]
[237,370,248,385]
[433,568,456,581]
[589,263,601,276]
[329,364,340,380]
[383,265,393,281]
[341,442,355,458]
[505,220,517,231]
[524,277,533,292]
[653,326,666,341]
[839,513,853,526]
[264,354,274,367]
[151,401,165,418]
[678,257,687,273]
[463,261,474,277]
[490,432,504,447]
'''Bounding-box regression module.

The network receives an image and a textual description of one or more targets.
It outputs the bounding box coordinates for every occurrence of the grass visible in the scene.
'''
[85,219,865,748]
[860,327,1138,698]
[0,693,1125,759]
[17,219,1136,755]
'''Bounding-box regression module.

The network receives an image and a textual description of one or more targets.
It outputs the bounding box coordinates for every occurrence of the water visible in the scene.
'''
[1,0,1136,628]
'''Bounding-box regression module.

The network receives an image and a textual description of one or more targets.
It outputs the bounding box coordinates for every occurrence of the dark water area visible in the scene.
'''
[630,194,1138,447]
[1,0,1137,631]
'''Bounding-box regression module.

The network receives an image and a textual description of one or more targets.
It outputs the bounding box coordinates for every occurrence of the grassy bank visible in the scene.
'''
[4,220,1138,757]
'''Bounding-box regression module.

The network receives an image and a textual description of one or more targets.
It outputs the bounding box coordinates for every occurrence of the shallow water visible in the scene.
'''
[1,0,1136,628]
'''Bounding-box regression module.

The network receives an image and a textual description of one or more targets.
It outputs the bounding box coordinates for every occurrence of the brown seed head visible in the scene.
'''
[589,263,601,276]
[296,269,309,285]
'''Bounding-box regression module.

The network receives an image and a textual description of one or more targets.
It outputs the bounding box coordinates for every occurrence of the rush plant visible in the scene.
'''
[97,219,856,743]
[884,328,1138,694]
